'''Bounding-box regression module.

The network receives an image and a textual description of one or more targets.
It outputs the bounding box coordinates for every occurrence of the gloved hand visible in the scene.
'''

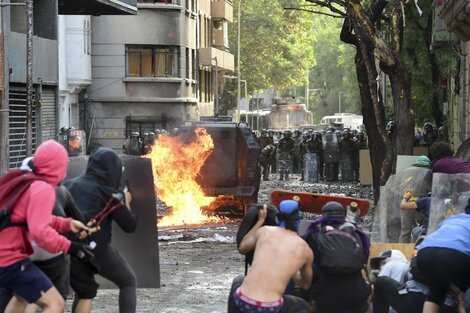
[69,242,100,273]
[69,242,95,260]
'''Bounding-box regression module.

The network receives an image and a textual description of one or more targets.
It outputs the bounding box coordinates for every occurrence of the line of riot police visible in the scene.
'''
[257,127,368,183]
[122,130,168,156]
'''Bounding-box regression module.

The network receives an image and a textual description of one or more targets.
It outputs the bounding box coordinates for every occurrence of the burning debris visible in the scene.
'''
[146,127,220,226]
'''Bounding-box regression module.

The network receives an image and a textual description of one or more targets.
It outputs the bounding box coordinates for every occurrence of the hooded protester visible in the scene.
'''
[228,201,312,313]
[303,201,371,313]
[0,157,89,313]
[0,140,91,313]
[64,147,138,313]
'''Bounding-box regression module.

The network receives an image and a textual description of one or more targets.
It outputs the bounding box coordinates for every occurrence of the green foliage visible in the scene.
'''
[307,15,360,123]
[229,0,316,91]
[402,1,458,127]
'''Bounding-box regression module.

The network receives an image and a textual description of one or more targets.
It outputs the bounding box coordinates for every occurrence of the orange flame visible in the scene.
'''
[146,127,218,226]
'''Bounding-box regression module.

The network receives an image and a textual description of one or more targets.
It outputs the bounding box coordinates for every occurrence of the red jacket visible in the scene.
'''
[0,140,72,267]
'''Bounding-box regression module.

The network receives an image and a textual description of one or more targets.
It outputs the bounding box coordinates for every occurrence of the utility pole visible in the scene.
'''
[25,0,33,156]
[213,56,219,116]
[237,0,242,123]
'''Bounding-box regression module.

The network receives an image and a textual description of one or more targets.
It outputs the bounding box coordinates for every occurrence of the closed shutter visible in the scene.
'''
[39,88,57,141]
[8,86,37,169]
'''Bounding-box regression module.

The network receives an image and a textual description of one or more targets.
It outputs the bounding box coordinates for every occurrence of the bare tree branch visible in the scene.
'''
[283,6,345,18]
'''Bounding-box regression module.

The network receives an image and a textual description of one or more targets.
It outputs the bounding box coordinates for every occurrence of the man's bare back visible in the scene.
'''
[240,225,313,302]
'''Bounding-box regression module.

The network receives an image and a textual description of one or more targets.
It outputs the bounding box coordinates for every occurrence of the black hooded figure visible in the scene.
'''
[64,147,138,313]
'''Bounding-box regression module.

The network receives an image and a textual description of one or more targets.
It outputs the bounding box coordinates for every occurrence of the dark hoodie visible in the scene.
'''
[64,147,137,255]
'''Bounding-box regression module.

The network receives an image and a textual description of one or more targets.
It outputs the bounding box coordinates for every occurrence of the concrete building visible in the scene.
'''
[0,0,137,173]
[83,0,234,151]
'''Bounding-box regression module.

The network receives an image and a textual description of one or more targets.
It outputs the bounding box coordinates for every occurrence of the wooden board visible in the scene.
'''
[270,189,371,216]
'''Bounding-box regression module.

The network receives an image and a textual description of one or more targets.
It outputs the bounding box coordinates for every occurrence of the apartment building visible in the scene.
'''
[84,0,234,151]
[0,0,136,173]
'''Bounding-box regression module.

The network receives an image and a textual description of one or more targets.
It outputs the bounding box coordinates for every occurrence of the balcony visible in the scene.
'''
[199,47,234,71]
[440,0,470,41]
[211,0,233,22]
[58,0,137,15]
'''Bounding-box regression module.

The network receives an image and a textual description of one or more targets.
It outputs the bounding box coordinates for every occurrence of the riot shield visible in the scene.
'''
[371,175,401,242]
[340,157,353,182]
[304,153,318,183]
[427,173,470,234]
[322,132,339,163]
[67,155,160,288]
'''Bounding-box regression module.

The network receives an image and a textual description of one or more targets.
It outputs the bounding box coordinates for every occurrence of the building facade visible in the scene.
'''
[83,0,234,151]
[0,0,137,173]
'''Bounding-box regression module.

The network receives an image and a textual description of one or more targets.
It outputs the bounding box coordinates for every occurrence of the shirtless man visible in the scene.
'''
[229,201,313,313]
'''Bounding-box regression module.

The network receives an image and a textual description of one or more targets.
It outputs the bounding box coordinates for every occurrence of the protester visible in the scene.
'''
[430,142,470,174]
[0,157,93,313]
[398,155,432,243]
[400,190,431,241]
[228,201,313,313]
[416,207,470,313]
[0,140,92,313]
[65,147,137,313]
[303,201,371,313]
[371,249,459,313]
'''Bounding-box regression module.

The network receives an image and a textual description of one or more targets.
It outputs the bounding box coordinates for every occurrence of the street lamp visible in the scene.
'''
[305,88,321,112]
[338,91,346,114]
[237,0,242,123]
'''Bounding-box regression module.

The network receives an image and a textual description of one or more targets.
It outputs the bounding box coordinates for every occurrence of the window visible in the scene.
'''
[126,45,180,78]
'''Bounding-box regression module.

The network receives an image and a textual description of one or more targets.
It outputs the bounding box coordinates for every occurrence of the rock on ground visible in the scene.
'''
[68,173,373,312]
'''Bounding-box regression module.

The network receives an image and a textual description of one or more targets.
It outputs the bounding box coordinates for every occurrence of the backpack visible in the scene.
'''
[0,169,42,231]
[312,227,365,275]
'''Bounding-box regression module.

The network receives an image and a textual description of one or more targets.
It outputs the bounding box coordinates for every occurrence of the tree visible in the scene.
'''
[229,0,316,92]
[295,0,417,202]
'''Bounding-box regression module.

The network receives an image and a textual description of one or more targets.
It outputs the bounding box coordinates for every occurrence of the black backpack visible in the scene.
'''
[312,227,365,275]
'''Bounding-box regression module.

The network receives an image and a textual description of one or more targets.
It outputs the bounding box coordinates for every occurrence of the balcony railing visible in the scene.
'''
[199,47,234,71]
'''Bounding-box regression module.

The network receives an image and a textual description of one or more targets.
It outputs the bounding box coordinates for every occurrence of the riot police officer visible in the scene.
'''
[142,132,156,155]
[307,131,324,181]
[259,144,277,181]
[298,132,310,181]
[277,130,296,181]
[423,122,435,146]
[353,131,367,182]
[386,121,396,139]
[322,128,340,182]
[258,129,274,150]
[339,128,355,182]
[292,129,302,174]
[123,131,142,155]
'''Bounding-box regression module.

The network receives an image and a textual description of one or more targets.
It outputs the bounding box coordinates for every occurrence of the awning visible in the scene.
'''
[58,0,137,15]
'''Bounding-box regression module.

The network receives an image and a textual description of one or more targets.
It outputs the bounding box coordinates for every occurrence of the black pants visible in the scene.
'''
[417,247,470,305]
[372,276,425,313]
[72,245,137,313]
[227,275,311,313]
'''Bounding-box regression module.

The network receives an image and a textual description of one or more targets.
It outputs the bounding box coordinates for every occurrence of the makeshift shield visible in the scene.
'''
[427,173,470,234]
[67,155,160,288]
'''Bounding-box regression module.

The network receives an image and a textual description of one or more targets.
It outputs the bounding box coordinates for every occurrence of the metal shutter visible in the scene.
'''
[8,86,37,169]
[39,88,57,142]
